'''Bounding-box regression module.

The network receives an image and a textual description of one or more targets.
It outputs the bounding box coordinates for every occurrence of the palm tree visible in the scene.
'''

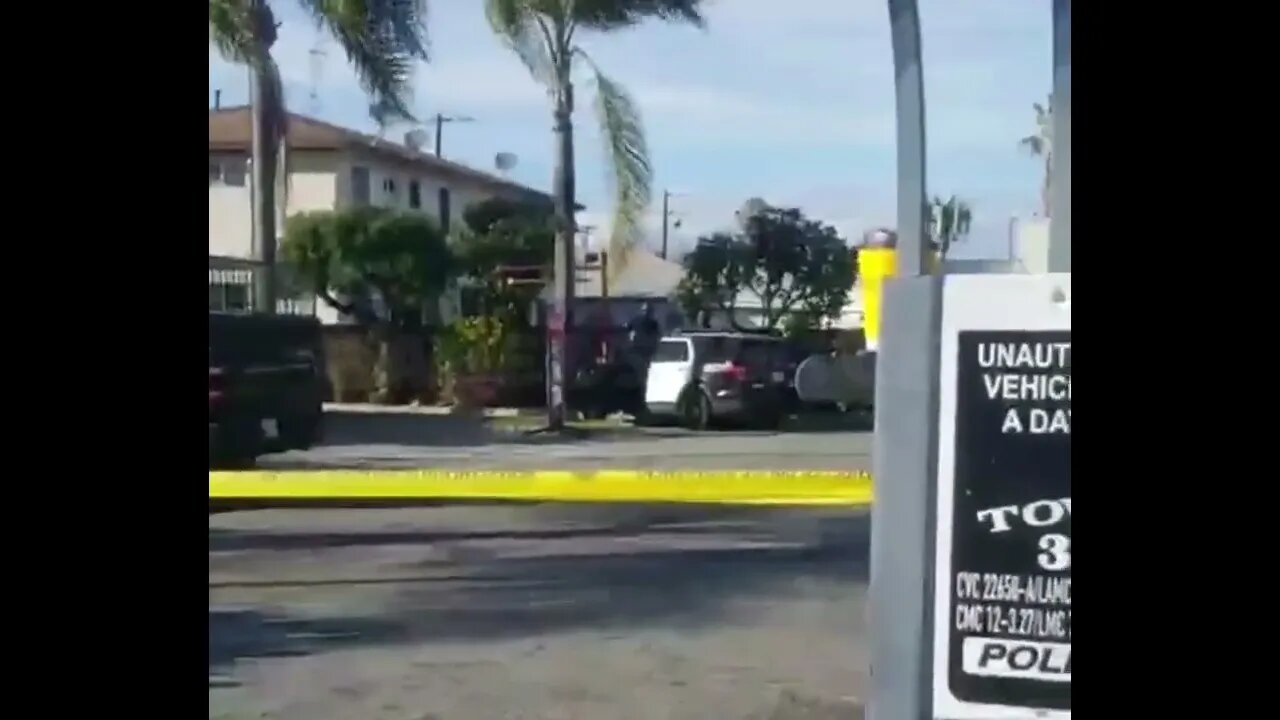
[484,0,706,428]
[928,195,972,258]
[209,0,430,313]
[1018,96,1053,218]
[485,0,706,264]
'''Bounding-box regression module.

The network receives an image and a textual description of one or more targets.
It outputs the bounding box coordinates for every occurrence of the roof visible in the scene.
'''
[572,248,685,299]
[210,106,570,207]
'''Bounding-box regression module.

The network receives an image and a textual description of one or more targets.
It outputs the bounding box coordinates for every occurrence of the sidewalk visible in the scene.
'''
[322,402,543,419]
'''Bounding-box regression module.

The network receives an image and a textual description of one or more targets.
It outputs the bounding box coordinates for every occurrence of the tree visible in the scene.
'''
[454,198,555,322]
[929,195,973,258]
[209,0,430,312]
[677,206,854,332]
[283,208,454,401]
[462,196,555,238]
[1019,96,1053,217]
[484,0,707,428]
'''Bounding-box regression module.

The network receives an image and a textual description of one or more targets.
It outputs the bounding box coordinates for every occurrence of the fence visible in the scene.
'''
[208,257,315,316]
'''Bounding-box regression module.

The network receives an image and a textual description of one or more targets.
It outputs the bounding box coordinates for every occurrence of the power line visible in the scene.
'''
[429,113,476,158]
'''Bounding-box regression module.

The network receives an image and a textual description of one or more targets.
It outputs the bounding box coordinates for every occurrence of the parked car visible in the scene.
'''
[643,331,798,430]
[209,312,326,468]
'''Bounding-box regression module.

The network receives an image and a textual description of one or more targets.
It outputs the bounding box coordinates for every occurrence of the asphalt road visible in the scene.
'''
[210,504,871,720]
[257,411,874,471]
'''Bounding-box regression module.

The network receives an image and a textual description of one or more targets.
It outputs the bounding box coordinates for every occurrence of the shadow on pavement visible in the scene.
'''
[208,518,757,553]
[316,410,499,448]
[210,507,869,675]
[314,410,625,449]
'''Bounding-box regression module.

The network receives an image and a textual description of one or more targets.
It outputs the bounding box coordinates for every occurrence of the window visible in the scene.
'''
[653,339,690,363]
[701,336,738,363]
[738,340,775,372]
[222,158,246,186]
[408,180,421,209]
[383,177,398,195]
[208,157,246,187]
[438,187,452,232]
[351,166,371,205]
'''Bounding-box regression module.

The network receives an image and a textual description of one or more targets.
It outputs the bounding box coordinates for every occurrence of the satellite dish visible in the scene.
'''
[735,197,770,229]
[404,129,429,151]
[494,152,518,173]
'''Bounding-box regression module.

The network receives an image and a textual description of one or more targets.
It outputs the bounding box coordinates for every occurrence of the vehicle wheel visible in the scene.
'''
[679,389,712,431]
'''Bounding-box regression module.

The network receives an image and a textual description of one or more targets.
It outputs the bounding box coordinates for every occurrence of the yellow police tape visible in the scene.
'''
[209,470,874,506]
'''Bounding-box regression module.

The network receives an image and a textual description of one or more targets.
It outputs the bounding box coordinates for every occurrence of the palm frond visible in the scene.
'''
[298,0,430,122]
[209,0,288,146]
[568,0,707,31]
[1019,135,1044,156]
[485,0,557,85]
[579,52,652,257]
[209,0,254,64]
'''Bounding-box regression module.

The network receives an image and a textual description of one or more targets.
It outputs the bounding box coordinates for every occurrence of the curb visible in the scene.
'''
[323,403,541,418]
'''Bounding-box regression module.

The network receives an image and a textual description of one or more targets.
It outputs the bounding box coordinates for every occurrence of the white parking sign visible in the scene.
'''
[932,274,1072,719]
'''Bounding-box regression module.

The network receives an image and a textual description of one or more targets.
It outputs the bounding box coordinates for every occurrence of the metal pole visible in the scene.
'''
[1048,0,1071,272]
[601,251,610,301]
[889,0,929,276]
[661,190,670,259]
[869,0,942,718]
[434,113,444,157]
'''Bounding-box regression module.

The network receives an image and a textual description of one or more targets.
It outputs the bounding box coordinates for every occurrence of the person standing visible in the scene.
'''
[626,301,662,379]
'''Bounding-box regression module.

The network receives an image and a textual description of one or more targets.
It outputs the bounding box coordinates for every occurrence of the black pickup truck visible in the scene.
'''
[209,312,326,468]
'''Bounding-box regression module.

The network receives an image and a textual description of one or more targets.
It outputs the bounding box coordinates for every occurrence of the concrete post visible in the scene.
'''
[868,1,942,719]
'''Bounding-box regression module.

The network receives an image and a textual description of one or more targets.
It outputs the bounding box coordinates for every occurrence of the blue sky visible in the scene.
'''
[209,0,1051,260]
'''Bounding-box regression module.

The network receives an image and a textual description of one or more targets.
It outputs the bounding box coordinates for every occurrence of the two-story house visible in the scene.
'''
[209,106,560,322]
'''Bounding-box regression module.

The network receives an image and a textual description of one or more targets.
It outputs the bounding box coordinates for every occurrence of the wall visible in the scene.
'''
[284,150,339,215]
[209,152,252,257]
[321,325,436,403]
[209,184,252,257]
[1014,217,1051,274]
[208,150,338,260]
[942,258,1017,274]
[338,148,524,228]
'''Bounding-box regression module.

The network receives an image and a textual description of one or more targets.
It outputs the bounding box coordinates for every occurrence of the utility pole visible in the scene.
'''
[661,190,670,259]
[660,190,684,259]
[431,113,475,158]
